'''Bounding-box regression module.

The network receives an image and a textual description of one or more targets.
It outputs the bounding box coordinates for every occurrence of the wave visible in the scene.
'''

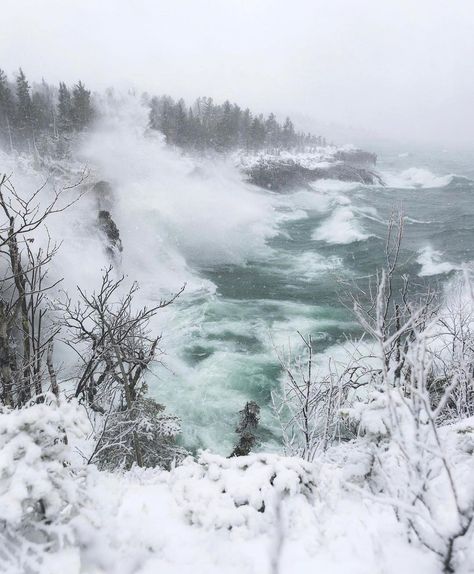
[309,179,361,193]
[271,251,343,282]
[383,167,455,189]
[416,246,458,277]
[312,206,371,245]
[75,95,284,292]
[405,216,435,224]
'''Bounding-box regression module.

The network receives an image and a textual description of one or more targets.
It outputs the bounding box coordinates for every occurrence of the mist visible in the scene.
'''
[2,0,473,147]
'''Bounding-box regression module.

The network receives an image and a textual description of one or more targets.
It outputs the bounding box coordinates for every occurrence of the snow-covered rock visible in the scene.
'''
[235,147,383,191]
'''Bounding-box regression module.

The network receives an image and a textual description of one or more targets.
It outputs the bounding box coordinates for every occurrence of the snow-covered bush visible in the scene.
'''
[271,333,356,462]
[0,398,90,572]
[346,386,474,571]
[345,264,474,572]
[60,267,185,471]
[427,275,474,423]
[171,451,316,533]
[91,397,187,471]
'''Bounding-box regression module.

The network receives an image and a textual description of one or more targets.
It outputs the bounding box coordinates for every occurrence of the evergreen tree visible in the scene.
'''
[216,100,234,151]
[71,81,93,130]
[57,82,73,132]
[31,80,54,133]
[148,96,161,131]
[147,93,323,153]
[174,98,188,147]
[187,107,203,148]
[265,113,281,149]
[282,117,296,149]
[0,69,15,149]
[249,115,266,149]
[149,95,176,143]
[200,96,215,146]
[238,108,251,149]
[15,69,34,143]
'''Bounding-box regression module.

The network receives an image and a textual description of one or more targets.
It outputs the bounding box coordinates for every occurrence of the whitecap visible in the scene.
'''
[417,246,458,277]
[284,251,343,281]
[312,206,371,245]
[383,167,453,189]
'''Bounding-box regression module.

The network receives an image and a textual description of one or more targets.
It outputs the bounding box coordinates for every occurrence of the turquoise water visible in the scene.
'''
[153,147,474,454]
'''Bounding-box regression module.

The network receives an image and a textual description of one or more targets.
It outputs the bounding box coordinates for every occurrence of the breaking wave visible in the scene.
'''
[312,206,371,245]
[383,167,455,189]
[417,246,458,277]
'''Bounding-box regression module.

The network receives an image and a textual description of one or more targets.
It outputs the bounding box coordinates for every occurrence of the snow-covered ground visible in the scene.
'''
[2,400,473,574]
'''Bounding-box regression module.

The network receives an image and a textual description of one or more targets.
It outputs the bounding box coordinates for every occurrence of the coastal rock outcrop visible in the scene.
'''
[92,180,123,260]
[241,152,383,191]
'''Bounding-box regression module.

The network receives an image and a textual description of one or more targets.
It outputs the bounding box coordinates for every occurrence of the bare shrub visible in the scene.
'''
[59,267,186,469]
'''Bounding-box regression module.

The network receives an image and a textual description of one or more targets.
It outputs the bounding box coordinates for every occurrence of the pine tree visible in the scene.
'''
[148,96,161,131]
[71,81,93,130]
[148,94,323,153]
[200,97,215,146]
[15,69,34,143]
[216,100,234,151]
[282,117,296,149]
[57,82,73,133]
[239,108,252,150]
[0,70,15,150]
[31,81,54,133]
[149,95,175,143]
[249,116,266,149]
[174,98,188,147]
[265,113,281,150]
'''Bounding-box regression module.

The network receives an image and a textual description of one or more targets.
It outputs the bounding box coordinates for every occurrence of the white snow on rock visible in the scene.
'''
[234,147,341,173]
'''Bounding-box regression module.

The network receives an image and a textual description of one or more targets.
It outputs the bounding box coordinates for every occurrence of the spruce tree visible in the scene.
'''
[57,82,73,132]
[174,98,188,147]
[265,113,281,150]
[216,100,234,151]
[71,81,93,130]
[282,117,296,149]
[15,68,34,143]
[250,116,266,149]
[31,84,53,133]
[0,70,15,149]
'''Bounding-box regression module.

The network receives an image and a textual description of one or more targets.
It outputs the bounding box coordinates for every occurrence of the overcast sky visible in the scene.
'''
[2,0,473,147]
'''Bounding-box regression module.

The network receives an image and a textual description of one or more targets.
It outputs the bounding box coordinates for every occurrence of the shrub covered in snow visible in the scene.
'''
[91,397,188,471]
[171,451,316,533]
[0,398,90,571]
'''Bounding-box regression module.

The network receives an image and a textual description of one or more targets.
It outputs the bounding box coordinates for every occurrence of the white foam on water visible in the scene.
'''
[405,216,435,224]
[288,251,343,281]
[417,246,458,277]
[383,167,454,189]
[312,206,371,245]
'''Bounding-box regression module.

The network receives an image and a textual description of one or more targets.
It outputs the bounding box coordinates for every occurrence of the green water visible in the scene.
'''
[153,147,474,454]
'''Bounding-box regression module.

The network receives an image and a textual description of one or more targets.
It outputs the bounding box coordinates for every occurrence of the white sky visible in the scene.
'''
[1,0,474,147]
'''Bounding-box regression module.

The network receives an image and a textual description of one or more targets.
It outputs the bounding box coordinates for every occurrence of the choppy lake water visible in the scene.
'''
[153,146,474,454]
